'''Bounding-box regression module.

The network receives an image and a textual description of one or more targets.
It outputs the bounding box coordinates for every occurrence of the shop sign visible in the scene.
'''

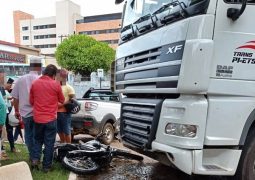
[0,50,26,63]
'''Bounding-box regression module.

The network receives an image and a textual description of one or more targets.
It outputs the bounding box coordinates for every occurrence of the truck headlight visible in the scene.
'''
[165,123,197,138]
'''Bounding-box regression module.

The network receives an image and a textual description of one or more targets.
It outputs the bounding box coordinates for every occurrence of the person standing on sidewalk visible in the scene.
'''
[11,57,42,161]
[0,71,7,159]
[4,78,19,152]
[57,69,75,143]
[30,64,65,172]
[0,91,6,160]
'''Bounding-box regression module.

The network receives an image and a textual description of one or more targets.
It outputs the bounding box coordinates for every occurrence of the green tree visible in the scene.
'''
[55,34,115,76]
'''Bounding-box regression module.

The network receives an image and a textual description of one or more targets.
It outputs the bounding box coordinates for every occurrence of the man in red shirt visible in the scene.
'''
[30,64,64,172]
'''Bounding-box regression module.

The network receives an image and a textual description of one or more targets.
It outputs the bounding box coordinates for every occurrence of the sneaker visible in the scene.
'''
[31,160,40,170]
[42,166,53,173]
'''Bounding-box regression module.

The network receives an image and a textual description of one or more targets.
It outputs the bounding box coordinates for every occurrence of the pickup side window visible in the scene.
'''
[84,91,120,102]
[109,96,119,102]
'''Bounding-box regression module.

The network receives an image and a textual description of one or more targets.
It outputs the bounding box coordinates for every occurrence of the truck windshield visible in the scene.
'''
[122,0,210,32]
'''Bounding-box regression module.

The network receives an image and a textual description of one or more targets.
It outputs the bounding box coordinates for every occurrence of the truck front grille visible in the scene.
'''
[115,41,185,93]
[120,98,163,149]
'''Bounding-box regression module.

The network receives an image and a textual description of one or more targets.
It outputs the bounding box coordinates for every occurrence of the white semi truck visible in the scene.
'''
[114,0,255,179]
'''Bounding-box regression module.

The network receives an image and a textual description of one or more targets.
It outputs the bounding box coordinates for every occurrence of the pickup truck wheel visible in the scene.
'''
[102,123,114,145]
[234,128,255,180]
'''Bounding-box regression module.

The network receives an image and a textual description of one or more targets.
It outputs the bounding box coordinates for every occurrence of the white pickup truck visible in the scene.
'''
[71,88,121,144]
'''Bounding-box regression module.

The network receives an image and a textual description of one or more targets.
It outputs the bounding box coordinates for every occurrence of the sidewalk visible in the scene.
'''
[13,129,77,180]
[1,128,75,178]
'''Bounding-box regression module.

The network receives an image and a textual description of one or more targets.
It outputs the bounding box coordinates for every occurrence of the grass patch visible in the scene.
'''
[1,143,70,180]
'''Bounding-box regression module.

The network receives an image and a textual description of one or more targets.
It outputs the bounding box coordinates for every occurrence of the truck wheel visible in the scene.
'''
[235,128,255,180]
[102,123,114,145]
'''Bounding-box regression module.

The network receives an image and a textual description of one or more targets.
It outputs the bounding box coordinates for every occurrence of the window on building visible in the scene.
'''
[79,32,88,35]
[76,13,122,24]
[48,24,56,28]
[33,24,56,30]
[78,28,121,36]
[23,36,29,40]
[100,39,119,44]
[49,44,56,48]
[100,30,107,34]
[34,44,56,49]
[34,34,56,39]
[22,26,29,31]
[49,34,56,38]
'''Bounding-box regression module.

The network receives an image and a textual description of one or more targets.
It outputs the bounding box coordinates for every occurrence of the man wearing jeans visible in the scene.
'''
[30,64,64,172]
[11,57,42,161]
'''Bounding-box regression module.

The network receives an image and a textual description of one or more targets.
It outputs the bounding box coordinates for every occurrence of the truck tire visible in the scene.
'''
[101,123,114,145]
[234,127,255,180]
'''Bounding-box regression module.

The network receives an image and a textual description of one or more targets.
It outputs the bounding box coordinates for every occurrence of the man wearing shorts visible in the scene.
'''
[57,69,75,143]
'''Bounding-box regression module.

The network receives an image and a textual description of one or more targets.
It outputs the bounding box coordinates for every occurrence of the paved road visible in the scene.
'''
[13,132,231,180]
[73,137,230,180]
[76,159,230,180]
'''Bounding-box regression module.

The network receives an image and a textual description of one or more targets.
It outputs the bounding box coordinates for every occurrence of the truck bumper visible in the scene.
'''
[152,141,241,175]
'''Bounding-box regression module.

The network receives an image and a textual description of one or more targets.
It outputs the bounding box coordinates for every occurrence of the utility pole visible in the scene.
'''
[58,35,69,43]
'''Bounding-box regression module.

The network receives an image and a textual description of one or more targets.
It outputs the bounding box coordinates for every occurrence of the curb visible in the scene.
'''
[68,172,77,180]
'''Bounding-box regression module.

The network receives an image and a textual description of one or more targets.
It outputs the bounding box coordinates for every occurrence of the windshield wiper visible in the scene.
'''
[185,0,209,16]
[120,24,135,41]
[133,14,156,34]
[152,1,187,25]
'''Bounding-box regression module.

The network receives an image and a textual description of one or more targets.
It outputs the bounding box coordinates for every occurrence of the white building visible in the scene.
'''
[19,16,57,56]
[14,0,82,65]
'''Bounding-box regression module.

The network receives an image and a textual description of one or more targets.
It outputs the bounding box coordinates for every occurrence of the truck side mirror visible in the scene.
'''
[115,0,124,4]
[227,0,247,21]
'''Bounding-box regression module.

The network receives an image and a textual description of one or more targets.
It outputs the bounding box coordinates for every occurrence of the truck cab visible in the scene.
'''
[114,0,255,179]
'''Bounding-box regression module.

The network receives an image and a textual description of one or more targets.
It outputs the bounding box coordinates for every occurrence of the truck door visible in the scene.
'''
[205,1,255,146]
[211,0,255,81]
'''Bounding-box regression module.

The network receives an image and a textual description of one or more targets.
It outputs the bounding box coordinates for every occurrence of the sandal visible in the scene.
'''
[1,152,8,157]
[0,153,9,160]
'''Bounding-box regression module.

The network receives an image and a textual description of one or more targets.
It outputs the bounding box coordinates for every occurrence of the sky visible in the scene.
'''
[0,0,124,43]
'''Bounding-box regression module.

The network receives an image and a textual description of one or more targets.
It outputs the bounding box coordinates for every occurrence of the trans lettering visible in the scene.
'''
[233,52,253,57]
[232,51,255,64]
